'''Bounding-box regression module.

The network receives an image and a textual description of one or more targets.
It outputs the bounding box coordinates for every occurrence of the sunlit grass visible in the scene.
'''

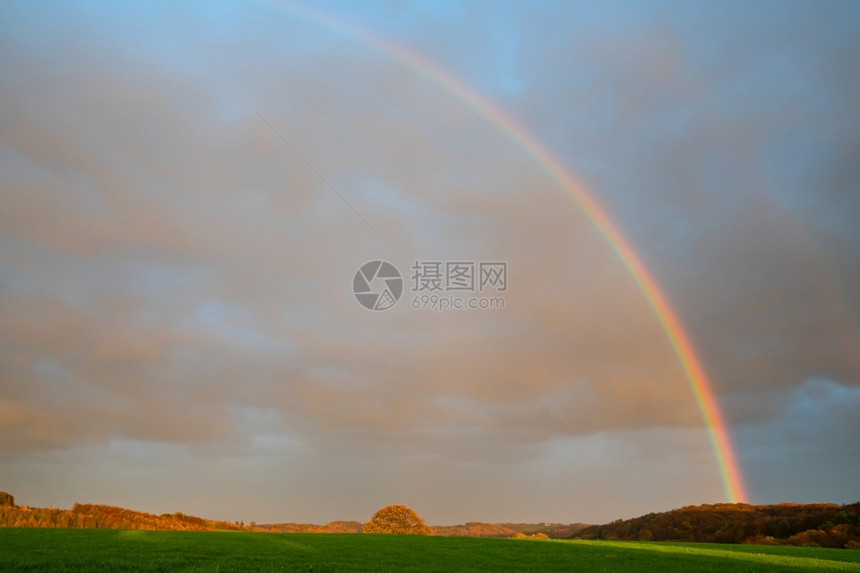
[565,539,860,570]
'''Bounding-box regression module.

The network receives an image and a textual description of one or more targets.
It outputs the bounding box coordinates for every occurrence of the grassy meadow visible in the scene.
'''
[0,528,858,572]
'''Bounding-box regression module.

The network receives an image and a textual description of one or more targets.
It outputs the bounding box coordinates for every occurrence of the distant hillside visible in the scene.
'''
[574,502,860,549]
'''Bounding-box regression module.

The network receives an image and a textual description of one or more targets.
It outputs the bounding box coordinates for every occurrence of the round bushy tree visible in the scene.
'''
[362,504,433,535]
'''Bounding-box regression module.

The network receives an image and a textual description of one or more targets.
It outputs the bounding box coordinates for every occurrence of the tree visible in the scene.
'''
[0,492,15,508]
[362,504,433,535]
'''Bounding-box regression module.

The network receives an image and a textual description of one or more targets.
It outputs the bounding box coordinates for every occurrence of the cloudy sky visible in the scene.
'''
[1,0,858,525]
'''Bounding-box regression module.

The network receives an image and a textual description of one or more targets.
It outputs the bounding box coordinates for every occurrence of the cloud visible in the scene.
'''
[0,0,858,523]
[738,378,860,504]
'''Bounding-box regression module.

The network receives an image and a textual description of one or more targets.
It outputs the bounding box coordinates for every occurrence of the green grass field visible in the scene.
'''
[0,529,858,572]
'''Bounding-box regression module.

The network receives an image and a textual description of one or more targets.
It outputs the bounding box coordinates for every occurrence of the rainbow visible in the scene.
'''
[262,1,749,504]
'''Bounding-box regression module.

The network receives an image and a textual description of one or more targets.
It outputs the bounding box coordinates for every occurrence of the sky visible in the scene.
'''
[1,0,858,526]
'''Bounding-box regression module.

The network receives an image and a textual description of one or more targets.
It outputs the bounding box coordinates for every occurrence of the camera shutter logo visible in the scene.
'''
[353,261,403,311]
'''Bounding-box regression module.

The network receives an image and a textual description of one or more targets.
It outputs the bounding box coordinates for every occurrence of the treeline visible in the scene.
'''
[433,522,587,539]
[0,492,243,531]
[0,492,585,537]
[253,521,363,534]
[256,521,586,538]
[574,502,860,548]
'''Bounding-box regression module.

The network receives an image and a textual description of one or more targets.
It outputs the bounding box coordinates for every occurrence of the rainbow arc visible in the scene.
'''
[264,1,749,503]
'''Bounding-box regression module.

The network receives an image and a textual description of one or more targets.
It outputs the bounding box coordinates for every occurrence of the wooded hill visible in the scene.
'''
[574,502,860,548]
